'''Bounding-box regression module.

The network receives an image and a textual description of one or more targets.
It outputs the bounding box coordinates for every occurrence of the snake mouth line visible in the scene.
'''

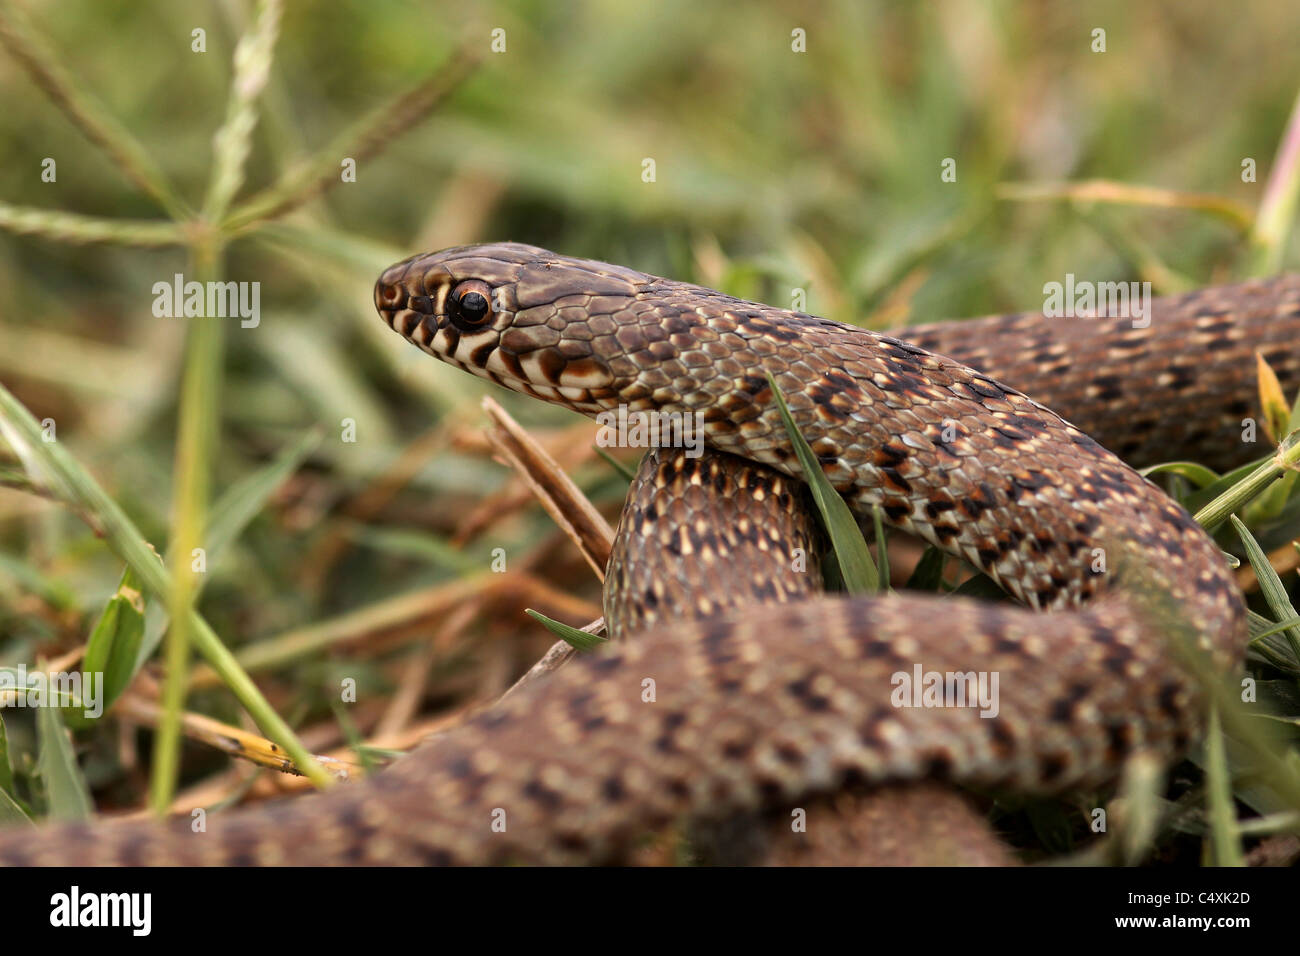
[378,299,617,410]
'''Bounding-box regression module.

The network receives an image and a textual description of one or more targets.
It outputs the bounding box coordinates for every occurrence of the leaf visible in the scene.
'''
[66,566,146,729]
[871,504,890,591]
[1231,515,1300,665]
[138,427,322,667]
[0,714,18,802]
[1203,706,1244,866]
[905,545,947,591]
[35,700,93,821]
[1138,461,1221,488]
[525,609,606,650]
[765,373,879,593]
[1256,351,1291,445]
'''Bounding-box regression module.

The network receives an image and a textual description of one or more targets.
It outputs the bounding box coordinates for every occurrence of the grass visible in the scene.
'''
[0,0,1297,865]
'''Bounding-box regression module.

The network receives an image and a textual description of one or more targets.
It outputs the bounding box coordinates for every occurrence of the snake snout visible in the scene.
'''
[374,261,415,322]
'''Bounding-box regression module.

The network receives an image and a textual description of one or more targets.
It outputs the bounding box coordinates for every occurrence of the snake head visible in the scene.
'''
[375,242,649,411]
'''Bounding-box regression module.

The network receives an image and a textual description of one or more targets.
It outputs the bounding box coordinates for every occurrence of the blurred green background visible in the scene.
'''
[0,0,1297,836]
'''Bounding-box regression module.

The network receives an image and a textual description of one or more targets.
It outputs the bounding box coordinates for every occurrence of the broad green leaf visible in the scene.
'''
[66,565,146,729]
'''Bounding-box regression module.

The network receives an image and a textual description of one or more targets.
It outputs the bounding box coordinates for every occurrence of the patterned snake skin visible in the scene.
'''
[1,243,1297,865]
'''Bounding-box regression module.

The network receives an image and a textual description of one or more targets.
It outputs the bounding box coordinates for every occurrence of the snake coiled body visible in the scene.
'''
[1,244,1297,865]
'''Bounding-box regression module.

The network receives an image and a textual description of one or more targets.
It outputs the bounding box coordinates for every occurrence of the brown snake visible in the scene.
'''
[2,243,1298,865]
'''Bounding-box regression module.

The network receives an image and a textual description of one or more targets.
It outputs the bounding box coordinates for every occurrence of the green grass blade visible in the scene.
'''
[525,609,606,650]
[0,0,190,219]
[765,373,878,593]
[0,202,186,246]
[1203,705,1244,866]
[0,379,332,790]
[0,715,21,807]
[871,504,890,591]
[223,47,480,230]
[1193,432,1300,530]
[137,427,323,667]
[35,702,93,821]
[1138,461,1220,487]
[1230,514,1300,663]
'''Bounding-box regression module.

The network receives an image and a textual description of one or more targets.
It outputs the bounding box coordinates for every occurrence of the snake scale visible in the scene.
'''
[2,243,1298,865]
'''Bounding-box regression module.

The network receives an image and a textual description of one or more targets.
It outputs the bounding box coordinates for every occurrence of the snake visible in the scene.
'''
[1,242,1297,865]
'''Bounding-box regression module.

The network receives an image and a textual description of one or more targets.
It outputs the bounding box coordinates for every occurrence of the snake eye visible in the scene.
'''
[448,280,493,330]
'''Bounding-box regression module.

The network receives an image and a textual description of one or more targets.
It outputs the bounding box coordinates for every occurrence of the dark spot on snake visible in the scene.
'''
[470,340,497,367]
[497,349,524,380]
[874,442,909,466]
[1105,723,1133,758]
[993,426,1030,446]
[924,752,953,779]
[1157,682,1184,718]
[227,848,257,867]
[1102,649,1133,675]
[537,348,567,383]
[524,779,564,811]
[603,776,627,801]
[966,377,1005,399]
[1049,697,1074,723]
[986,720,1017,759]
[932,524,959,543]
[881,467,912,494]
[775,743,803,766]
[1039,754,1069,783]
[723,739,753,760]
[1013,471,1050,492]
[740,375,772,401]
[1090,374,1124,400]
[1072,514,1101,536]
[925,499,957,518]
[822,370,856,391]
[408,294,433,313]
[556,832,591,855]
[758,779,785,802]
[662,313,692,334]
[882,500,910,521]
[976,546,1001,566]
[663,711,688,731]
[763,323,802,343]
